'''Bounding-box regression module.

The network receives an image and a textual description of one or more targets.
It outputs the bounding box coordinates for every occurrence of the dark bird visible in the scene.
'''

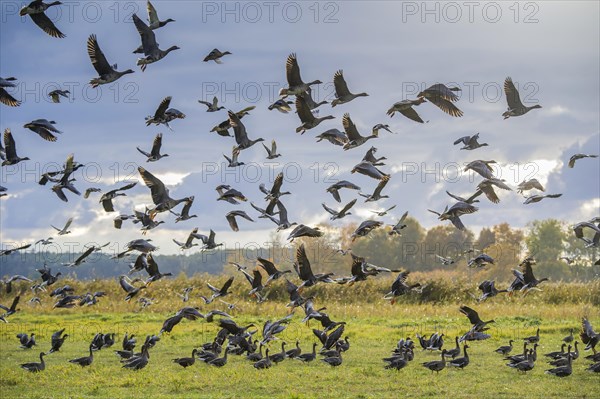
[476,280,507,302]
[20,0,65,38]
[388,211,409,236]
[422,350,448,374]
[205,277,234,303]
[2,129,30,166]
[62,246,95,267]
[256,258,291,285]
[387,98,427,123]
[327,180,361,203]
[198,96,224,112]
[454,133,488,150]
[20,352,46,372]
[502,77,542,119]
[49,328,68,353]
[279,53,322,97]
[145,96,185,129]
[351,220,383,242]
[383,271,421,304]
[331,69,368,106]
[568,153,598,168]
[287,224,323,241]
[203,48,231,63]
[322,199,357,221]
[173,349,198,368]
[137,133,168,162]
[118,275,146,301]
[69,344,94,367]
[418,84,463,117]
[87,34,134,88]
[0,244,32,256]
[169,196,197,222]
[342,113,378,150]
[293,244,334,288]
[24,119,62,142]
[138,166,190,214]
[523,193,562,204]
[0,77,21,107]
[359,175,391,202]
[262,139,281,159]
[132,13,180,71]
[48,89,69,103]
[295,96,335,134]
[99,182,137,212]
[228,110,264,150]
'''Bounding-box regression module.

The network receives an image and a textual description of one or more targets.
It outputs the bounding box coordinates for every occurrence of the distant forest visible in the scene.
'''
[1,218,598,282]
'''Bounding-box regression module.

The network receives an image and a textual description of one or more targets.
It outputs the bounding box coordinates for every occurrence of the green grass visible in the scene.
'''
[0,288,598,399]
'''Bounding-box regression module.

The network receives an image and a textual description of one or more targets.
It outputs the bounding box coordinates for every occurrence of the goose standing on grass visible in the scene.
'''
[1,129,30,166]
[563,329,574,344]
[342,113,378,150]
[133,14,180,71]
[48,90,69,103]
[69,344,94,367]
[203,49,232,63]
[262,140,281,159]
[331,70,368,106]
[172,349,198,368]
[0,77,21,107]
[422,350,448,374]
[568,153,598,168]
[280,53,322,97]
[448,344,469,368]
[418,84,463,117]
[495,340,514,356]
[137,133,168,162]
[254,349,272,369]
[49,329,68,353]
[387,98,426,123]
[295,96,335,134]
[145,0,175,29]
[228,110,265,150]
[388,211,409,236]
[454,133,488,150]
[297,343,318,363]
[87,35,134,88]
[502,77,542,119]
[359,175,391,202]
[20,352,46,372]
[198,96,224,112]
[545,354,572,377]
[523,193,562,204]
[524,328,540,344]
[20,1,64,38]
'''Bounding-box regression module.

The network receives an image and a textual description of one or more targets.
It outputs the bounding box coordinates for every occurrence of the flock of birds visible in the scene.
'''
[1,0,599,383]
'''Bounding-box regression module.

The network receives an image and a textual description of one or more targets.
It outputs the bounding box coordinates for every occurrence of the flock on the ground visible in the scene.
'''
[1,0,599,379]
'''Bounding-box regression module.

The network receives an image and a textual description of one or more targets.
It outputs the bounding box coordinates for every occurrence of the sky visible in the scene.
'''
[0,1,599,257]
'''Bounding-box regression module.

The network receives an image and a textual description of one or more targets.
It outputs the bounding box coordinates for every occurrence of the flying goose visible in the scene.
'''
[144,254,172,283]
[1,275,32,294]
[145,96,185,129]
[0,244,32,256]
[388,211,409,236]
[372,124,394,135]
[223,146,244,168]
[326,180,361,203]
[464,160,497,179]
[260,172,290,201]
[50,217,73,235]
[228,110,265,150]
[49,328,68,353]
[351,161,387,180]
[203,48,232,63]
[298,86,328,111]
[1,129,30,166]
[138,166,190,214]
[193,229,224,250]
[62,246,96,267]
[198,96,224,112]
[137,133,168,162]
[342,113,378,150]
[454,133,488,150]
[20,0,64,38]
[573,220,600,248]
[87,35,134,88]
[502,77,542,119]
[445,190,482,204]
[132,13,180,71]
[316,128,347,146]
[145,0,175,29]
[268,99,294,113]
[262,200,297,231]
[331,70,368,106]
[173,228,201,250]
[232,265,264,298]
[322,198,357,221]
[383,271,421,304]
[48,89,69,103]
[118,275,147,301]
[517,178,545,194]
[371,205,396,217]
[0,77,21,107]
[279,53,322,97]
[417,84,463,117]
[359,175,391,202]
[226,210,254,232]
[210,106,255,136]
[436,254,456,265]
[523,193,562,204]
[295,96,335,134]
[362,146,386,166]
[287,224,323,242]
[216,185,247,203]
[568,153,598,168]
[99,182,137,212]
[428,202,479,231]
[262,140,281,159]
[351,220,383,242]
[204,277,234,303]
[169,196,197,222]
[476,280,507,302]
[477,178,512,204]
[387,98,426,123]
[293,244,334,287]
[580,317,599,352]
[256,257,291,285]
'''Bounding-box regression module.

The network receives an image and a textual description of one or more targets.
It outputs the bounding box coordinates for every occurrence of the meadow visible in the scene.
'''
[0,276,599,399]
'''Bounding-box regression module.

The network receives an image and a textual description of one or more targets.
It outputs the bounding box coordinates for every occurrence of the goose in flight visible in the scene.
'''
[256,258,291,285]
[198,96,224,112]
[279,53,322,98]
[316,128,347,147]
[298,86,328,111]
[322,198,357,221]
[173,228,201,250]
[331,70,368,107]
[99,182,137,212]
[268,99,294,113]
[387,98,426,123]
[454,133,488,150]
[216,185,247,203]
[144,254,172,283]
[0,77,21,107]
[523,193,562,204]
[1,129,30,166]
[464,160,497,179]
[51,217,73,235]
[362,147,386,166]
[262,140,281,159]
[137,133,168,162]
[119,275,147,301]
[0,244,32,256]
[62,246,96,267]
[502,77,542,119]
[295,96,335,134]
[351,220,383,242]
[467,253,495,268]
[327,180,361,203]
[145,0,175,29]
[383,271,421,304]
[204,277,234,303]
[293,244,334,288]
[228,110,265,150]
[260,172,290,201]
[388,211,409,236]
[287,224,323,241]
[417,84,463,117]
[223,146,244,168]
[342,113,378,150]
[428,202,478,231]
[351,161,387,180]
[210,106,255,136]
[193,229,224,250]
[517,178,545,194]
[572,220,600,248]
[132,13,180,71]
[169,196,197,222]
[477,178,512,204]
[48,89,69,103]
[260,200,297,231]
[568,153,598,168]
[145,96,185,130]
[371,205,396,217]
[138,166,190,214]
[359,175,391,202]
[20,0,65,38]
[226,210,254,232]
[87,34,134,88]
[203,48,232,63]
[445,190,482,204]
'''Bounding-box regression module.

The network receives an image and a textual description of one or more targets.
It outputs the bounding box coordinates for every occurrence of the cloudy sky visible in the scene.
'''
[1,1,598,256]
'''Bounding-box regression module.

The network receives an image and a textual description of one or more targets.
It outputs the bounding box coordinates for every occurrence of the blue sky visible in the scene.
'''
[1,1,598,255]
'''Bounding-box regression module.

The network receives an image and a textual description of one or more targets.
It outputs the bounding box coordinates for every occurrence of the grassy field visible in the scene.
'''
[0,278,599,398]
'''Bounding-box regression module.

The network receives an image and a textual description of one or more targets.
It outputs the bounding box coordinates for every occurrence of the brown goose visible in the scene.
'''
[342,113,378,150]
[502,77,542,119]
[422,350,447,374]
[295,96,335,134]
[69,344,94,367]
[20,352,46,372]
[331,70,368,106]
[417,84,463,117]
[279,53,322,97]
[20,0,64,38]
